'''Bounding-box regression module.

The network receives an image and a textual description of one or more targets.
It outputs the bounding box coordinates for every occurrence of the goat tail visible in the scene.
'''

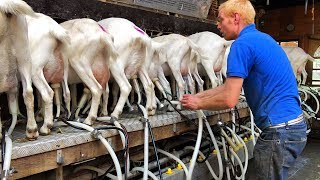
[150,40,165,52]
[49,23,71,46]
[130,36,148,50]
[0,0,35,16]
[186,38,201,53]
[307,54,315,62]
[100,32,118,62]
[187,38,204,63]
[128,36,149,62]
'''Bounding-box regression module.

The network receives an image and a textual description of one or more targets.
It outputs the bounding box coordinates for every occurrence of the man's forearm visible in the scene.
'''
[195,85,225,99]
[195,79,242,110]
[181,77,243,111]
[198,88,232,110]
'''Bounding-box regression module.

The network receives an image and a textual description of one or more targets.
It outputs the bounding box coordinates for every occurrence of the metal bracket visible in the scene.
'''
[110,116,118,124]
[72,157,96,166]
[173,123,177,133]
[91,129,102,139]
[139,117,149,123]
[1,170,9,179]
[107,138,113,149]
[56,150,64,165]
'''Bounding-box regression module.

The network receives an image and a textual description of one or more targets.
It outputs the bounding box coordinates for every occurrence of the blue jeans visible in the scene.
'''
[253,120,307,180]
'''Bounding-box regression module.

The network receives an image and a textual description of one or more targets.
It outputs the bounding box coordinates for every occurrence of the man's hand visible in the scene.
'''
[181,94,201,110]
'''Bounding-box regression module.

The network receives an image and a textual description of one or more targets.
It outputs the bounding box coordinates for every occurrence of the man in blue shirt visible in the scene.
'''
[181,0,307,179]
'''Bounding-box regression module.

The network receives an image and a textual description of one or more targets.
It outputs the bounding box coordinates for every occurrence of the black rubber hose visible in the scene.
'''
[147,121,163,180]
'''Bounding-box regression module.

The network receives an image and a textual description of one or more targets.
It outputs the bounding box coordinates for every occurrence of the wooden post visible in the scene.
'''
[56,150,64,180]
[55,166,63,180]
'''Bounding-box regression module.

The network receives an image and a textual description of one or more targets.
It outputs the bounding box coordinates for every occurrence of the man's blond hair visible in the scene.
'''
[219,0,256,25]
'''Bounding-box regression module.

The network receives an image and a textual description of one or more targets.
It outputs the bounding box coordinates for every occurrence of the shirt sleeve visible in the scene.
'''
[226,41,254,79]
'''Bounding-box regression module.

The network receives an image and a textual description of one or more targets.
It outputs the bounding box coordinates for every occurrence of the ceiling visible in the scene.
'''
[252,0,317,10]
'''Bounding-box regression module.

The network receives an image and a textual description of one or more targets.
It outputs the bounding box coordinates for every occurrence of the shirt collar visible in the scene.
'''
[239,24,257,37]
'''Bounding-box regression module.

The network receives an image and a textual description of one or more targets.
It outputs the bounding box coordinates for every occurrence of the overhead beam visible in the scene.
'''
[25,0,220,35]
[253,0,308,10]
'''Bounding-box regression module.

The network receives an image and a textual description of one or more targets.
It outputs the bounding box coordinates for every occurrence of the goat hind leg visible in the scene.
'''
[32,71,54,136]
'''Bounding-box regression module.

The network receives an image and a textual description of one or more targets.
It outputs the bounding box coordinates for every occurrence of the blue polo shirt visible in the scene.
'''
[227,24,302,130]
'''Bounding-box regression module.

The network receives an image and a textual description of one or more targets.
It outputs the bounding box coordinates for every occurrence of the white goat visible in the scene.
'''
[150,34,203,109]
[0,0,36,139]
[282,46,315,85]
[61,18,117,125]
[99,18,156,118]
[189,31,232,88]
[26,13,70,135]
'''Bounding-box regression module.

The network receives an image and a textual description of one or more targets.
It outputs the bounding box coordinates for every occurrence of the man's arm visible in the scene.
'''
[180,77,243,111]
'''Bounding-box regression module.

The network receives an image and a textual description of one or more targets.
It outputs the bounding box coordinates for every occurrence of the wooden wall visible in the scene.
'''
[258,3,320,85]
[259,4,320,41]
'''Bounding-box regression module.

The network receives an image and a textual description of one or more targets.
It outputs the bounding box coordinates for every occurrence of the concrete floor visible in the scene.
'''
[287,138,320,180]
[246,138,320,180]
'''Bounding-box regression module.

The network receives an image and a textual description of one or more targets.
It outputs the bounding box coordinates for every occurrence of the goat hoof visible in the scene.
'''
[40,126,51,135]
[27,126,38,133]
[83,120,92,125]
[148,108,156,116]
[110,112,120,120]
[26,129,39,140]
[83,116,95,126]
[99,111,108,117]
[47,123,54,129]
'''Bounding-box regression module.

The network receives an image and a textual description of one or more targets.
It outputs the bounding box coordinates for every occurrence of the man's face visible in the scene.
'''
[217,11,237,40]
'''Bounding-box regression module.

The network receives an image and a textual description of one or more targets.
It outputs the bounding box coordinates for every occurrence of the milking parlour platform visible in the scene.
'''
[2,102,249,179]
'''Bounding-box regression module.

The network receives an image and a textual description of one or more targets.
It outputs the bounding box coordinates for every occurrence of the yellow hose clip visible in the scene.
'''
[249,135,253,140]
[213,149,217,155]
[166,168,173,174]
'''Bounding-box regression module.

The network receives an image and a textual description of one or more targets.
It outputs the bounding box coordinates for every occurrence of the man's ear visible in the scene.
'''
[234,13,240,24]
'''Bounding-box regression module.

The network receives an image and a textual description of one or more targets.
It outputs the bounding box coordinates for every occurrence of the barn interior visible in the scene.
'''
[0,0,319,179]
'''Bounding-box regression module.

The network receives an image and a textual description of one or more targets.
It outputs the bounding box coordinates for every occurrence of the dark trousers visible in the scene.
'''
[253,120,307,180]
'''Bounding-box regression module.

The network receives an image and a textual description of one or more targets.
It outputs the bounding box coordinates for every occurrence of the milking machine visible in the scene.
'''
[57,107,128,180]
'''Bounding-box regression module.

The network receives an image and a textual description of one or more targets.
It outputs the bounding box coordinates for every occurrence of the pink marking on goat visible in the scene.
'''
[134,26,145,35]
[98,23,107,33]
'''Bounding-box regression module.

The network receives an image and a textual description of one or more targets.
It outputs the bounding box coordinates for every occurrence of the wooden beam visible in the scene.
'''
[25,0,219,35]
